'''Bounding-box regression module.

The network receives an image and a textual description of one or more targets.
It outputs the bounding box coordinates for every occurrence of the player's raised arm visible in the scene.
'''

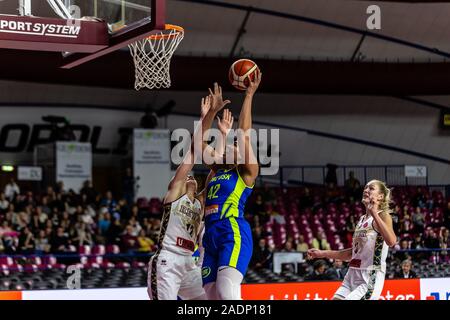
[307,248,353,262]
[237,71,262,186]
[196,110,234,204]
[198,83,231,164]
[165,96,213,203]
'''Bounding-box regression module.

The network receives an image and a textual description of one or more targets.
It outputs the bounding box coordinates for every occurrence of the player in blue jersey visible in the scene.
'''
[199,72,262,300]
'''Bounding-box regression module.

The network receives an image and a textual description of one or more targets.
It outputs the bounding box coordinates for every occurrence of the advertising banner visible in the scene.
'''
[133,129,171,199]
[56,141,92,192]
[0,278,446,300]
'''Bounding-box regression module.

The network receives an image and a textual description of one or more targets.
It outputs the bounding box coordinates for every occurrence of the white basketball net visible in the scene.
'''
[128,26,184,90]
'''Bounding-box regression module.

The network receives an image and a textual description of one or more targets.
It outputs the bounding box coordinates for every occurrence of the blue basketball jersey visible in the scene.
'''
[204,167,253,223]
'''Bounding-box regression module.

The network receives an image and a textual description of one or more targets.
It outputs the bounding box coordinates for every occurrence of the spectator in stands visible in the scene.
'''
[127,204,139,222]
[106,218,123,246]
[0,192,9,212]
[128,217,142,236]
[148,218,161,244]
[40,196,51,215]
[423,229,440,249]
[35,229,50,253]
[299,187,313,209]
[80,180,98,205]
[35,206,48,227]
[440,228,450,248]
[100,191,117,214]
[344,171,361,199]
[136,229,154,253]
[326,259,348,280]
[250,193,267,222]
[411,234,424,249]
[394,239,411,262]
[1,222,18,254]
[50,227,70,254]
[121,225,138,253]
[98,210,111,236]
[411,207,425,234]
[30,210,42,233]
[267,204,285,225]
[312,231,331,251]
[262,182,276,204]
[282,239,296,252]
[115,199,130,221]
[251,238,272,270]
[252,225,263,244]
[444,201,450,230]
[439,228,450,262]
[0,220,12,236]
[325,164,338,186]
[305,259,329,281]
[394,260,417,279]
[400,211,413,235]
[59,211,72,231]
[122,167,136,206]
[72,222,93,247]
[142,218,152,236]
[412,187,426,208]
[18,226,35,254]
[296,235,309,254]
[16,211,30,231]
[55,181,66,194]
[345,215,356,245]
[80,206,95,227]
[325,182,341,203]
[4,178,20,202]
[391,205,401,234]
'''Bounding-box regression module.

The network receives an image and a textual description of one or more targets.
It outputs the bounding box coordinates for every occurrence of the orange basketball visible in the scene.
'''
[228,59,260,90]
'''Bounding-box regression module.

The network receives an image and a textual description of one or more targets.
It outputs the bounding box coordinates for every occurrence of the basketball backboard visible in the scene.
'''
[0,0,165,68]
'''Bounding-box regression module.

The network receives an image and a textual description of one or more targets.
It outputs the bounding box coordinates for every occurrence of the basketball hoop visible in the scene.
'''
[128,24,184,90]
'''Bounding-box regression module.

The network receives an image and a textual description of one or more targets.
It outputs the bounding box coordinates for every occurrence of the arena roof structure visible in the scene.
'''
[1,0,450,94]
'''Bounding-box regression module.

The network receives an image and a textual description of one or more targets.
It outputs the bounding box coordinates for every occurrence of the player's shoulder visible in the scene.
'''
[163,192,186,205]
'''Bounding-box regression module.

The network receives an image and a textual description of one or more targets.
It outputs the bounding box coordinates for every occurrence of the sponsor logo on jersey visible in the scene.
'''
[363,222,369,228]
[178,203,199,219]
[176,237,195,252]
[205,205,219,215]
[353,229,367,238]
[210,174,232,182]
[202,267,211,278]
[161,260,167,266]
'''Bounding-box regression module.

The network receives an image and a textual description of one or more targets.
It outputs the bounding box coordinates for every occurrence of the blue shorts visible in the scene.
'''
[201,217,253,285]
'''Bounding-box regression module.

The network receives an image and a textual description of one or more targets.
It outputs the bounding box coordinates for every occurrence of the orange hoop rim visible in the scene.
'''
[147,24,184,40]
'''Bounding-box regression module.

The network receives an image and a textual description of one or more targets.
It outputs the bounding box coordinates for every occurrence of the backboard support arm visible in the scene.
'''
[18,0,31,16]
[60,0,165,69]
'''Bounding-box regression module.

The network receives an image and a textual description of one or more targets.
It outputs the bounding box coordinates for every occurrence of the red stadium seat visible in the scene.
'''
[0,256,13,266]
[106,245,120,254]
[78,245,91,255]
[92,245,106,255]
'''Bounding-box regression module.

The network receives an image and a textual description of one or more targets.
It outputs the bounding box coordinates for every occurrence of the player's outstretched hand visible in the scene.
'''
[208,82,231,114]
[246,70,262,96]
[367,196,382,217]
[201,95,212,118]
[217,109,234,136]
[307,248,324,260]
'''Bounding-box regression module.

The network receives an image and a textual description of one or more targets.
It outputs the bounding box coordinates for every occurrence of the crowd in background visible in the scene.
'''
[246,173,450,279]
[1,172,450,281]
[0,177,160,256]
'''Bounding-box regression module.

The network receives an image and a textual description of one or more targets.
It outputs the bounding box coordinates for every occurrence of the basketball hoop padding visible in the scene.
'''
[128,24,184,90]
